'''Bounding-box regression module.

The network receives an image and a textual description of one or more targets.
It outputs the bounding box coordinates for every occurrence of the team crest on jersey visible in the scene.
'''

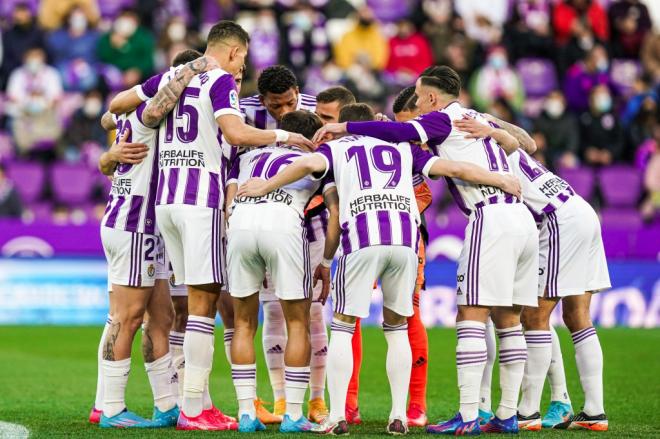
[169,273,176,288]
[147,264,155,278]
[229,89,239,111]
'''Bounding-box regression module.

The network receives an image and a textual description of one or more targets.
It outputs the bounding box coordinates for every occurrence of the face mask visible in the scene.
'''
[167,22,186,42]
[594,93,612,113]
[489,55,506,70]
[83,99,102,117]
[545,99,564,118]
[293,13,312,32]
[114,17,137,37]
[596,58,609,73]
[69,13,87,33]
[25,58,43,74]
[358,18,373,27]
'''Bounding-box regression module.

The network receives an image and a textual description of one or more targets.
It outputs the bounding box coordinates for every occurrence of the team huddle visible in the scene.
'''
[91,20,611,435]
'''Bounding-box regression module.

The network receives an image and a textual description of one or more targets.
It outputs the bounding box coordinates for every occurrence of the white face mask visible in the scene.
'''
[114,17,137,37]
[167,22,186,42]
[545,99,565,118]
[69,12,87,33]
[83,99,102,117]
[25,58,43,74]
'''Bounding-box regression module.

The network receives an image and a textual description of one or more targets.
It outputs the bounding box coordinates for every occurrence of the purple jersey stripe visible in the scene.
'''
[207,172,220,209]
[377,210,392,245]
[399,211,412,248]
[340,222,352,254]
[144,140,159,234]
[166,168,179,204]
[105,197,125,228]
[125,196,144,233]
[184,168,200,205]
[255,109,267,130]
[355,213,369,249]
[156,169,165,205]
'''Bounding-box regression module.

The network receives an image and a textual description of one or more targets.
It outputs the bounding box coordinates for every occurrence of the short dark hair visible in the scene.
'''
[257,65,297,96]
[392,86,417,114]
[280,110,323,140]
[316,86,356,107]
[419,65,461,98]
[338,103,375,123]
[207,20,250,47]
[172,49,203,67]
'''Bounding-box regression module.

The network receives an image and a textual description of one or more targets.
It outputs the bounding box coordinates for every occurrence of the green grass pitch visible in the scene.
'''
[0,326,659,438]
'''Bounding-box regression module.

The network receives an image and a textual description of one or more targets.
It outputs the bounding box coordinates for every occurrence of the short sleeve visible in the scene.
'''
[408,111,452,152]
[135,101,148,126]
[210,74,242,119]
[137,72,163,101]
[311,143,333,181]
[410,143,439,177]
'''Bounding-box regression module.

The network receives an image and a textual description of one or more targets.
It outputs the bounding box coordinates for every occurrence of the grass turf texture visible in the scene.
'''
[0,327,658,438]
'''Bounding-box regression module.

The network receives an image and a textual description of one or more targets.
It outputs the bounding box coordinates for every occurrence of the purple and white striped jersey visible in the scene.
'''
[314,135,438,255]
[228,145,334,217]
[239,93,317,143]
[102,103,159,234]
[138,66,242,210]
[510,149,574,216]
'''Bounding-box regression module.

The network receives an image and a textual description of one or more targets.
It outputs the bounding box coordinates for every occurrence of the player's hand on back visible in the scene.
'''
[237,178,270,198]
[109,128,148,164]
[375,112,391,121]
[453,115,494,139]
[499,174,522,200]
[286,132,315,151]
[313,264,331,305]
[312,122,348,144]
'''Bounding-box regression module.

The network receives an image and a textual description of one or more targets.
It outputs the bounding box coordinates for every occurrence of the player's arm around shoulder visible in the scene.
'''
[315,185,340,304]
[428,159,522,199]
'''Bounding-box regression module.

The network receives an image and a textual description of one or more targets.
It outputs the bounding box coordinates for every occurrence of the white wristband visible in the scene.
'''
[274,129,289,143]
[320,258,333,268]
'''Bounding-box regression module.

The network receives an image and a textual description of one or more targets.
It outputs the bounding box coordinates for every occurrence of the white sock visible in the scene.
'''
[285,366,311,421]
[183,316,215,417]
[262,301,287,401]
[327,320,355,423]
[310,302,328,401]
[232,364,257,418]
[94,314,112,410]
[169,331,185,407]
[479,318,496,413]
[456,321,488,422]
[496,325,527,420]
[203,382,213,410]
[223,328,235,365]
[102,357,131,418]
[383,323,412,421]
[518,330,552,416]
[145,352,177,412]
[572,327,604,415]
[548,326,571,404]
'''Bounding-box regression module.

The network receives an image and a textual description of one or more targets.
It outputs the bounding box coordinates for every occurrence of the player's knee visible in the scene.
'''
[263,301,285,324]
[382,307,407,326]
[562,305,592,333]
[521,307,546,330]
[333,312,356,324]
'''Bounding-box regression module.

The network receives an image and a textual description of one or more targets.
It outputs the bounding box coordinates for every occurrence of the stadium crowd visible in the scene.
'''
[0,0,658,225]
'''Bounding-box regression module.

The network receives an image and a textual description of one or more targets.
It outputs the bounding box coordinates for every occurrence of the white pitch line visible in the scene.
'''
[0,421,29,439]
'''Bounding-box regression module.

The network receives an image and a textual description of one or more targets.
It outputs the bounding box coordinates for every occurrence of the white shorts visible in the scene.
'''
[456,203,539,307]
[155,236,187,296]
[259,218,325,302]
[101,226,158,288]
[538,196,611,298]
[155,204,225,286]
[333,245,417,318]
[228,204,311,301]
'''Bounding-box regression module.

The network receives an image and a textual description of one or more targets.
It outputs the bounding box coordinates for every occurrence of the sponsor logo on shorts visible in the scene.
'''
[539,268,545,276]
[457,286,463,295]
[147,264,155,277]
[457,274,465,282]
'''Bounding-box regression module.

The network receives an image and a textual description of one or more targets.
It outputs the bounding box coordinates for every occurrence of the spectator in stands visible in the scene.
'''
[625,90,657,161]
[0,163,23,218]
[641,32,660,84]
[468,46,525,113]
[608,0,652,59]
[302,60,346,97]
[504,0,555,61]
[367,0,415,23]
[0,2,45,89]
[46,6,100,91]
[553,0,609,46]
[421,0,455,64]
[282,5,330,77]
[533,90,581,169]
[439,33,479,86]
[60,89,106,161]
[385,19,434,83]
[639,120,660,222]
[38,0,99,31]
[334,6,388,71]
[97,9,156,87]
[580,84,624,166]
[6,47,63,156]
[246,9,280,73]
[454,0,508,46]
[564,44,612,113]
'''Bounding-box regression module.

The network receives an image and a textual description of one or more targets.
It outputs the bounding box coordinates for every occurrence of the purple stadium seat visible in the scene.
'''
[599,165,642,207]
[27,202,53,223]
[50,162,94,206]
[600,207,642,229]
[5,161,45,203]
[515,58,558,98]
[610,59,641,97]
[558,166,595,200]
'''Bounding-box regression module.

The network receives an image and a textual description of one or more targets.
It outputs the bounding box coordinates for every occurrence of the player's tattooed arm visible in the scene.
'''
[218,115,314,151]
[98,128,148,175]
[453,116,518,153]
[236,154,327,198]
[314,187,340,305]
[142,56,219,128]
[429,159,523,199]
[101,111,117,130]
[482,113,537,154]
